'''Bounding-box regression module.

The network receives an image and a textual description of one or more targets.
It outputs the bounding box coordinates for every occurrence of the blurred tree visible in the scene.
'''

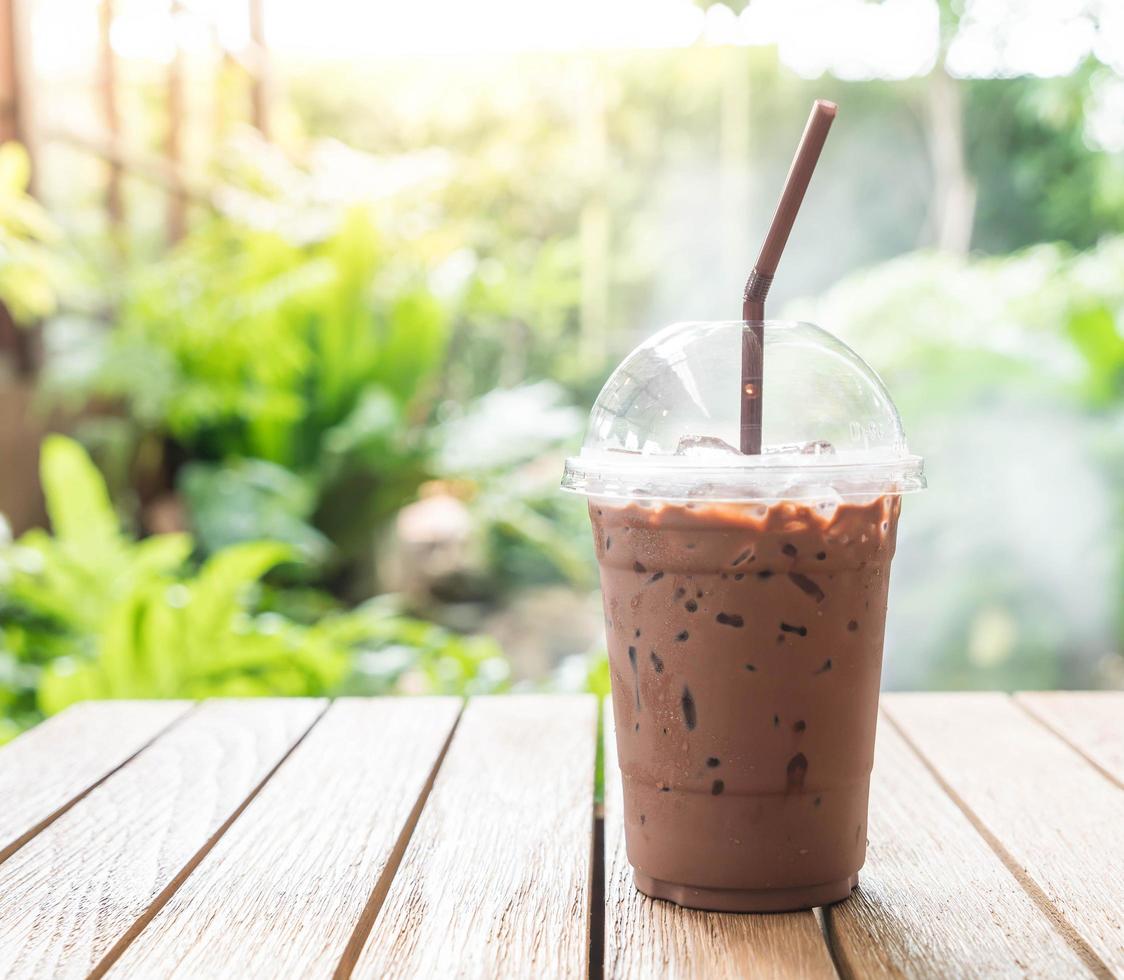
[790,239,1124,690]
[966,66,1124,253]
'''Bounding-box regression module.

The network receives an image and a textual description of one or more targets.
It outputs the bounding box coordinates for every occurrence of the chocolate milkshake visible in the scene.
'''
[562,318,924,912]
[591,494,899,911]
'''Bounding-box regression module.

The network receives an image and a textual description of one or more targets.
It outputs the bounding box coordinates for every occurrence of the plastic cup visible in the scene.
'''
[562,320,924,912]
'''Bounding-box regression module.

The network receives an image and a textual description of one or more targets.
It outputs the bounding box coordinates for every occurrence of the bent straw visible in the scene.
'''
[740,99,837,455]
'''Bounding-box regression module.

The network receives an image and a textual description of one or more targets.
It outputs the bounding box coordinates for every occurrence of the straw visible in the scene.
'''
[740,99,837,455]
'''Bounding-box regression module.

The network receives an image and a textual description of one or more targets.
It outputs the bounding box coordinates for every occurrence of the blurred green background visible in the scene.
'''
[1,0,1122,740]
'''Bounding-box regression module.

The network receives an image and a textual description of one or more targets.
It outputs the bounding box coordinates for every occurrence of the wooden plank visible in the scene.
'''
[826,711,1094,978]
[0,698,321,980]
[603,702,835,980]
[0,699,191,862]
[352,695,597,980]
[107,697,462,979]
[883,693,1124,976]
[1016,692,1124,789]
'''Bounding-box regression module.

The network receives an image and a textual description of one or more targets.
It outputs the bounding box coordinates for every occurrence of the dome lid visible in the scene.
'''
[562,320,924,501]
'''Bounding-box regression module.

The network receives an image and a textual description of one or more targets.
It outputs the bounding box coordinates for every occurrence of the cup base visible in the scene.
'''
[633,870,858,913]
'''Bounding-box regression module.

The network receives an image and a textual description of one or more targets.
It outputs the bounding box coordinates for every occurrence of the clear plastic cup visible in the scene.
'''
[562,320,924,912]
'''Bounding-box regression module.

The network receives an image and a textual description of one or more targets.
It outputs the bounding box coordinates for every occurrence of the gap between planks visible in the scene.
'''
[0,699,329,979]
[105,697,465,979]
[601,700,837,980]
[350,695,599,980]
[333,703,464,979]
[1014,692,1124,792]
[826,709,1094,979]
[0,700,194,866]
[89,699,332,979]
[879,701,1114,980]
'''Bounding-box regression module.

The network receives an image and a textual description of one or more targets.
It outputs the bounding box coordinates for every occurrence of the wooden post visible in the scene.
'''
[0,0,37,373]
[98,0,124,228]
[248,0,270,138]
[0,0,24,146]
[166,0,187,242]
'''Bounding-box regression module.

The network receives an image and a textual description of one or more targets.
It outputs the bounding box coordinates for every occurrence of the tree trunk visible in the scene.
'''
[99,0,124,229]
[166,0,187,243]
[924,64,976,253]
[248,0,270,138]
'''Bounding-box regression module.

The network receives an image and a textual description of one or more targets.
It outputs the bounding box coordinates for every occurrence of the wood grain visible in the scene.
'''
[0,699,191,862]
[602,703,835,980]
[0,697,322,980]
[352,695,598,980]
[107,697,462,979]
[1016,692,1124,788]
[883,692,1124,976]
[826,711,1094,978]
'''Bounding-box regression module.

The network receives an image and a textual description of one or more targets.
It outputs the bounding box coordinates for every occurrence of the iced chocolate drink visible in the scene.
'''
[591,494,899,910]
[562,320,924,912]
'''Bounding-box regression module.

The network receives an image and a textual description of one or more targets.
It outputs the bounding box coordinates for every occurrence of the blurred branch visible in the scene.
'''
[42,128,217,209]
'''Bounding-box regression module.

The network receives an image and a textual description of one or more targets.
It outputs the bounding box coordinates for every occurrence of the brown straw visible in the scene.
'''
[740,99,837,455]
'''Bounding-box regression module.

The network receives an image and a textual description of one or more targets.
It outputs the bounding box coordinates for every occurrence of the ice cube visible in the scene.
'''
[675,435,742,457]
[800,440,835,455]
[764,441,835,456]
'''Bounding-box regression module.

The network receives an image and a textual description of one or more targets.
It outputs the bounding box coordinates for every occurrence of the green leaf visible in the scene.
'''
[321,387,401,459]
[186,541,294,654]
[0,142,31,193]
[1066,305,1124,407]
[39,435,121,551]
[96,586,150,697]
[370,291,447,404]
[179,460,330,563]
[131,534,194,579]
[37,658,105,715]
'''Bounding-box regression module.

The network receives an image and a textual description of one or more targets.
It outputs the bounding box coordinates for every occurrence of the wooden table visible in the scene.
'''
[0,693,1121,978]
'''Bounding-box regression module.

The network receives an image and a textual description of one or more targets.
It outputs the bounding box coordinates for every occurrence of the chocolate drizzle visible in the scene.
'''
[789,573,825,603]
[628,645,640,710]
[681,686,697,730]
[786,752,808,791]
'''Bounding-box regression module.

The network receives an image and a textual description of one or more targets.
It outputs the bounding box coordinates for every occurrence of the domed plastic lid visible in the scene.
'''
[562,320,925,502]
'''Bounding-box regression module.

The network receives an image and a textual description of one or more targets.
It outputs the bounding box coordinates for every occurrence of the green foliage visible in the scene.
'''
[102,209,442,470]
[966,68,1124,254]
[35,541,349,714]
[0,142,62,325]
[0,437,510,741]
[5,435,193,634]
[330,597,510,696]
[78,137,452,561]
[790,239,1124,416]
[790,238,1124,690]
[179,458,331,566]
[432,382,596,592]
